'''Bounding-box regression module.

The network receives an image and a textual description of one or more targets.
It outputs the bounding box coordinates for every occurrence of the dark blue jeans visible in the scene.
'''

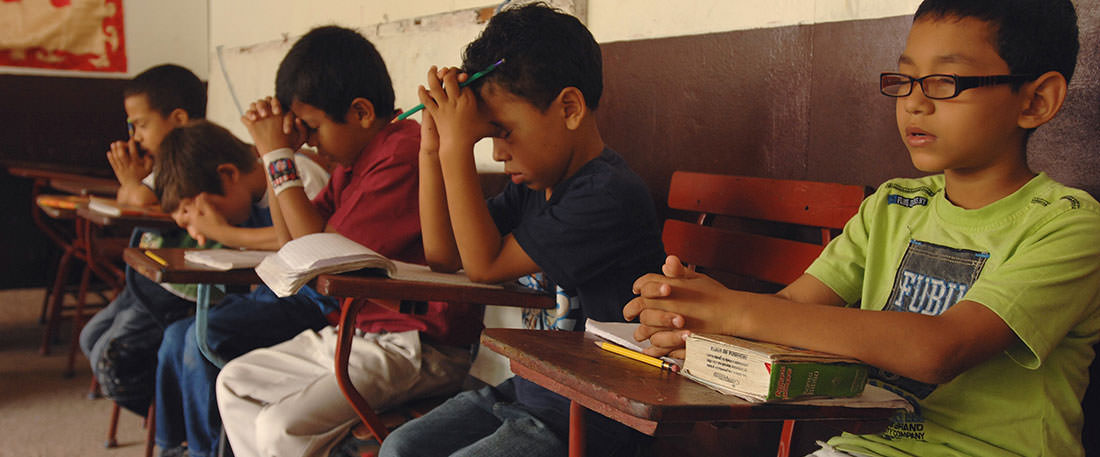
[154,285,329,457]
[378,377,644,457]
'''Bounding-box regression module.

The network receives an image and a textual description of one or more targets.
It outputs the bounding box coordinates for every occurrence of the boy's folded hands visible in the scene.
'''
[172,193,228,247]
[625,255,739,358]
[107,138,152,184]
[242,96,306,155]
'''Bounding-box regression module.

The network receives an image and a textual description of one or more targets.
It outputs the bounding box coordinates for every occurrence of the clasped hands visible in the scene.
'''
[624,255,736,359]
[106,139,152,185]
[171,194,228,247]
[241,97,308,156]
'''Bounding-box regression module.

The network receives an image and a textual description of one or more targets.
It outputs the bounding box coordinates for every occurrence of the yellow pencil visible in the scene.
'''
[595,341,680,372]
[144,250,169,267]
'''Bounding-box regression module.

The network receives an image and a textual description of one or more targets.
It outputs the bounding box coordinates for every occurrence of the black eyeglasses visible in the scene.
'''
[880,72,1036,100]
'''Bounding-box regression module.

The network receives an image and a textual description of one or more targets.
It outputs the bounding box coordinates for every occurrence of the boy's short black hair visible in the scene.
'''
[123,64,207,119]
[155,120,257,213]
[914,0,1079,83]
[275,25,396,122]
[462,2,602,111]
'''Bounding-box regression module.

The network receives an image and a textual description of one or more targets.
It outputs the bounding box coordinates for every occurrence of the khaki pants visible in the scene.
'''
[216,328,471,457]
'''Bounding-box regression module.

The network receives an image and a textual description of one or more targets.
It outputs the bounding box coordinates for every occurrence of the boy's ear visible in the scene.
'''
[1018,71,1068,130]
[167,108,191,126]
[215,163,241,186]
[348,98,377,129]
[556,87,588,131]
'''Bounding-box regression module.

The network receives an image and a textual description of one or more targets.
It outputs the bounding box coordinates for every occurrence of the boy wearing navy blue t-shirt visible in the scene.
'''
[379,4,665,457]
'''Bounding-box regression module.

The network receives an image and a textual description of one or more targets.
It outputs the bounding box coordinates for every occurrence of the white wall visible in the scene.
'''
[0,0,209,79]
[588,0,923,43]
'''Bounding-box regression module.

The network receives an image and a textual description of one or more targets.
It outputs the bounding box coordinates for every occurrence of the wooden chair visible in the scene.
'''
[660,171,866,457]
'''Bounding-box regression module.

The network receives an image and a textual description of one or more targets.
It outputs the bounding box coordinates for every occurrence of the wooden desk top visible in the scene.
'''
[316,273,556,309]
[6,163,117,187]
[50,178,119,196]
[77,206,174,228]
[123,247,260,285]
[37,204,78,220]
[481,328,897,436]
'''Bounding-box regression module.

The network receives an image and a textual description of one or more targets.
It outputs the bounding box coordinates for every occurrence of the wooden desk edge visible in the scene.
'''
[123,247,167,283]
[316,274,556,309]
[77,207,174,227]
[123,248,260,285]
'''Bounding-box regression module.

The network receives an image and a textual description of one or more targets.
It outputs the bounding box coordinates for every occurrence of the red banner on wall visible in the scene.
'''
[0,0,126,73]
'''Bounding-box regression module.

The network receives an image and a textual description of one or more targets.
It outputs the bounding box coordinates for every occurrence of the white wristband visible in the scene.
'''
[262,148,304,196]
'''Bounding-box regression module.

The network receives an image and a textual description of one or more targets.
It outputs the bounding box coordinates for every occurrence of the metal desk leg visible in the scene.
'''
[569,401,586,457]
[194,283,227,368]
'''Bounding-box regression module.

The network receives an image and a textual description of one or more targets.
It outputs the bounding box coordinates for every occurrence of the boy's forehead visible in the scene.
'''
[289,99,327,121]
[477,82,536,116]
[901,17,1005,71]
[123,93,162,119]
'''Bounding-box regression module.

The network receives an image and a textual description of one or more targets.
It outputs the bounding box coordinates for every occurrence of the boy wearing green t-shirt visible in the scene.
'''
[626,1,1099,455]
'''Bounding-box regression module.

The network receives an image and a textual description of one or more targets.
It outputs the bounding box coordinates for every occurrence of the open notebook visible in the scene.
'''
[255,232,506,297]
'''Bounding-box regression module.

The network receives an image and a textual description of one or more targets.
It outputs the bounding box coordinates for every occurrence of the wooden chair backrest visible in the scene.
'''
[662,172,866,285]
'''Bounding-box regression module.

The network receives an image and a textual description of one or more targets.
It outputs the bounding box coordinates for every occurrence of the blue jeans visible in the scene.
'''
[379,378,643,457]
[81,273,192,415]
[154,285,329,457]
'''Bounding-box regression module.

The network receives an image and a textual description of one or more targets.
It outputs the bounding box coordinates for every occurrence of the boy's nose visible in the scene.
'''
[491,140,510,162]
[901,91,934,115]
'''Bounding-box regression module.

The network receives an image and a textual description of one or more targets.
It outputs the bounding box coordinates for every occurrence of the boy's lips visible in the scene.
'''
[905,126,936,147]
[507,172,524,184]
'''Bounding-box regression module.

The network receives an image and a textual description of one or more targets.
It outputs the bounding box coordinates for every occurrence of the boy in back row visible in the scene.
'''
[80,65,210,415]
[627,0,1099,455]
[380,4,666,457]
[214,26,483,457]
[108,64,205,207]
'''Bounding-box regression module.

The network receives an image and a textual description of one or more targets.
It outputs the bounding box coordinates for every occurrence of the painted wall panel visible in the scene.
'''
[0,0,208,79]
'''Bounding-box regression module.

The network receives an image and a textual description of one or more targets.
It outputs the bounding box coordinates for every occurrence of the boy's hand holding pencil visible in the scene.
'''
[417,66,498,153]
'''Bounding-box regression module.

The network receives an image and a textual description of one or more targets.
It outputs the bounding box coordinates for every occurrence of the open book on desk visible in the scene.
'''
[256,232,508,297]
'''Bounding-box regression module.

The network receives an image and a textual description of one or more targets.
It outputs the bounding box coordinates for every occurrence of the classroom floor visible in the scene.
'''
[0,287,147,457]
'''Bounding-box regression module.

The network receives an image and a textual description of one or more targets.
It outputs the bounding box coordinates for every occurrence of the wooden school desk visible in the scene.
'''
[123,246,259,456]
[314,272,557,442]
[6,162,119,196]
[123,247,257,368]
[60,207,175,375]
[8,163,121,355]
[481,328,900,457]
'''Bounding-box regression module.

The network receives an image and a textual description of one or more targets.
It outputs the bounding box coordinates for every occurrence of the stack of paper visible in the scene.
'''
[584,319,684,368]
